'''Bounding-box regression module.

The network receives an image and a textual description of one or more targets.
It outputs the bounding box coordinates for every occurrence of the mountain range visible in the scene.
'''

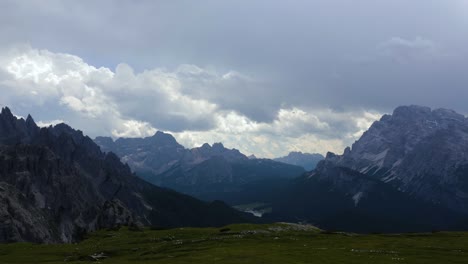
[324,105,468,214]
[2,104,468,243]
[274,151,324,171]
[267,105,468,232]
[94,105,468,232]
[0,107,255,243]
[95,136,305,202]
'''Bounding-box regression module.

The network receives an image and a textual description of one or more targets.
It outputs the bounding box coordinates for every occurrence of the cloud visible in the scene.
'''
[173,108,382,157]
[1,1,468,118]
[377,37,438,62]
[173,64,279,123]
[112,120,157,138]
[1,1,468,158]
[0,46,219,134]
[36,119,64,127]
[0,46,382,157]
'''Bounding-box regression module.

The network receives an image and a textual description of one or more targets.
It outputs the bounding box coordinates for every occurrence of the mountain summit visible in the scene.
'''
[263,105,468,232]
[0,108,255,243]
[323,105,468,213]
[95,134,305,202]
[274,152,324,171]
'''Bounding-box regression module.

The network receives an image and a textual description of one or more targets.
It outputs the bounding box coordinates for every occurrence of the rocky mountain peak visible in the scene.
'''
[212,142,225,150]
[248,154,257,159]
[432,108,466,121]
[191,142,247,162]
[321,105,468,214]
[50,122,81,136]
[150,131,179,146]
[25,114,37,127]
[392,105,431,119]
[1,106,13,118]
[0,107,255,243]
[0,107,16,128]
[348,105,468,158]
[200,143,211,149]
[0,107,39,144]
[386,105,466,128]
[274,151,324,171]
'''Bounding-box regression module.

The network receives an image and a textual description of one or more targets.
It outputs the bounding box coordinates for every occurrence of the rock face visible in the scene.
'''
[264,105,468,232]
[0,107,255,243]
[268,159,464,233]
[274,152,324,171]
[324,105,468,214]
[95,135,305,200]
[95,132,186,175]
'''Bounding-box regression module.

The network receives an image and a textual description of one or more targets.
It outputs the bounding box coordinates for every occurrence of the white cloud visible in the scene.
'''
[0,45,382,157]
[36,119,64,127]
[173,108,381,158]
[262,108,331,137]
[112,120,157,138]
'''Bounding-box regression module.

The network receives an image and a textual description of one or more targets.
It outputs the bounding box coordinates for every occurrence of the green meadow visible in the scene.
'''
[1,223,468,264]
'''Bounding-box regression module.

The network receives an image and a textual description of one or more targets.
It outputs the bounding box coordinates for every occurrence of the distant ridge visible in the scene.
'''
[95,134,305,202]
[0,107,256,243]
[274,151,324,171]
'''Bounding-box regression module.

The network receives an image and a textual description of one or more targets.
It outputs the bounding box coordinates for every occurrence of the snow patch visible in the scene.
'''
[362,148,389,162]
[359,166,370,174]
[246,210,263,217]
[352,192,364,206]
[133,192,153,210]
[392,159,402,168]
[382,172,398,183]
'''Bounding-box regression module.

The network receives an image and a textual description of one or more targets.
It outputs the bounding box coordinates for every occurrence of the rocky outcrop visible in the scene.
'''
[260,105,468,232]
[267,158,465,233]
[95,131,187,175]
[0,107,255,243]
[318,105,468,213]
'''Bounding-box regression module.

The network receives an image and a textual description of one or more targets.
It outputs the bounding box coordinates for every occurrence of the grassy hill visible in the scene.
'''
[1,223,468,263]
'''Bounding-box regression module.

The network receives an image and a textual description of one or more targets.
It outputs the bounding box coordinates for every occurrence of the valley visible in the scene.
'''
[1,2,467,262]
[2,105,468,249]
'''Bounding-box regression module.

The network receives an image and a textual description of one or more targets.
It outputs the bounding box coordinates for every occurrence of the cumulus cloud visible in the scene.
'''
[0,46,382,157]
[112,120,157,138]
[173,108,381,157]
[0,46,219,135]
[2,1,468,122]
[36,119,65,127]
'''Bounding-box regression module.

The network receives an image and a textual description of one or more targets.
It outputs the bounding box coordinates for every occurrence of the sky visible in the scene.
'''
[0,0,468,158]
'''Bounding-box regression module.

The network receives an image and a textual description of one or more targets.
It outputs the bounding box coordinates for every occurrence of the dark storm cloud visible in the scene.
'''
[1,0,467,156]
[2,0,468,119]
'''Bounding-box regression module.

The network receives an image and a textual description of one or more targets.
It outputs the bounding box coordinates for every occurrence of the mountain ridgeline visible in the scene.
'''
[274,151,324,171]
[94,105,468,232]
[267,105,468,232]
[0,107,256,243]
[322,106,468,214]
[95,135,305,202]
[3,104,468,243]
